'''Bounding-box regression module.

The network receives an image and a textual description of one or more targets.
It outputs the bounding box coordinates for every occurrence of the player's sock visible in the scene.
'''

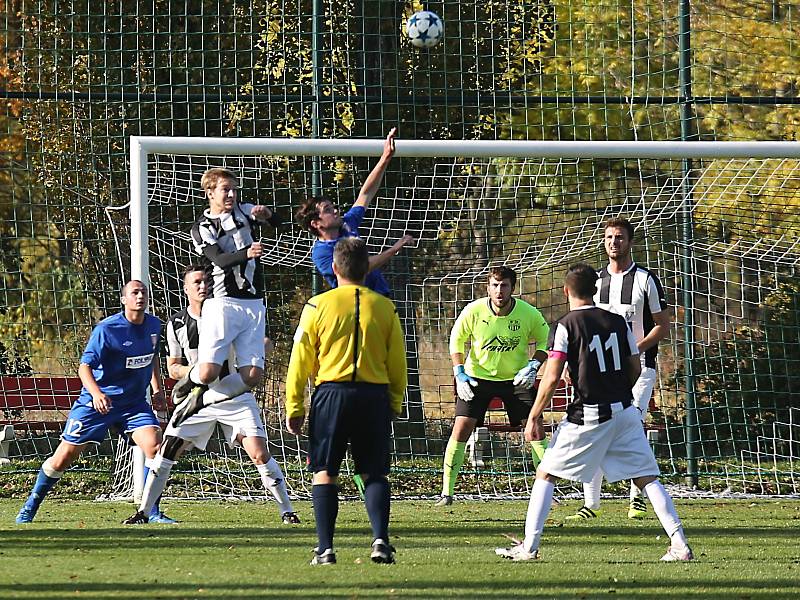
[522,478,555,553]
[143,459,167,516]
[643,480,690,550]
[188,365,203,385]
[140,455,175,516]
[529,438,548,467]
[442,438,466,496]
[364,475,390,543]
[312,484,339,553]
[630,480,647,502]
[352,474,366,500]
[257,458,294,515]
[583,469,603,511]
[21,458,63,512]
[202,373,249,406]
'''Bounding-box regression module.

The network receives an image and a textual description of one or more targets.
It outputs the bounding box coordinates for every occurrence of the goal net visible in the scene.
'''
[103,138,800,501]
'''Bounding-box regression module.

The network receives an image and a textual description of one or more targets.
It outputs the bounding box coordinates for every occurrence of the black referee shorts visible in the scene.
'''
[455,378,534,427]
[308,381,392,478]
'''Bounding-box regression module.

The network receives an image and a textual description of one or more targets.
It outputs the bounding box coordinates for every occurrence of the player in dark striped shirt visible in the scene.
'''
[568,217,672,522]
[171,167,284,419]
[495,263,692,562]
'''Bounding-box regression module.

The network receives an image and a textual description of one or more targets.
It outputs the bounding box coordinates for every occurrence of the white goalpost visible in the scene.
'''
[113,137,800,502]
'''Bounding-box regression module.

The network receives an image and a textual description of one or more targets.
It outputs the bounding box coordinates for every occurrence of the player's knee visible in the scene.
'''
[49,443,83,471]
[197,363,221,384]
[632,475,656,490]
[240,370,263,389]
[247,447,269,464]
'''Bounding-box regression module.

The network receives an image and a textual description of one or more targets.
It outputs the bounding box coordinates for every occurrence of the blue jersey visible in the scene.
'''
[76,312,162,408]
[311,205,391,297]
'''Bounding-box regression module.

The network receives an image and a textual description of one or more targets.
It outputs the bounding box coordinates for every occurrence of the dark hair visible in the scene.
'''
[565,263,598,299]
[182,263,207,282]
[120,279,147,297]
[488,265,517,288]
[295,196,328,236]
[604,217,634,241]
[333,237,369,283]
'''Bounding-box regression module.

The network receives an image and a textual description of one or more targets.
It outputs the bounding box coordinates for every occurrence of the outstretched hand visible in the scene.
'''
[383,127,398,159]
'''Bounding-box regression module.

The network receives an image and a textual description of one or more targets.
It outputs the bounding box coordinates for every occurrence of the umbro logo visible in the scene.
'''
[123,341,133,346]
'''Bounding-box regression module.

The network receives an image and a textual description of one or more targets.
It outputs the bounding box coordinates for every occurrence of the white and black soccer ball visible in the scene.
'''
[405,10,444,49]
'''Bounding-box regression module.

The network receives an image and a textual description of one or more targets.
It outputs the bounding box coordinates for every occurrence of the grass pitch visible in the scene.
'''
[0,498,798,599]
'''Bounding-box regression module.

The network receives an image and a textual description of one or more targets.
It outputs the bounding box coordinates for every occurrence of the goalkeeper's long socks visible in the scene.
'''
[529,438,548,467]
[258,458,294,515]
[19,458,63,518]
[442,438,466,496]
[643,480,689,549]
[312,484,339,552]
[202,373,249,406]
[364,476,391,543]
[582,469,604,511]
[523,478,555,553]
[140,455,175,517]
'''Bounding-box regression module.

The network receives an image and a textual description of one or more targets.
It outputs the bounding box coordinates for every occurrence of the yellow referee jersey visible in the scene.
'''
[285,284,407,418]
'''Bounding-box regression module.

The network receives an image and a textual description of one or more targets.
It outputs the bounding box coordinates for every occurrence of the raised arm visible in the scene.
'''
[354,127,397,209]
[367,234,413,273]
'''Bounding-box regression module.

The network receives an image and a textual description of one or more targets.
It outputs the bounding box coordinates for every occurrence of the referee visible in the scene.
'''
[285,237,407,566]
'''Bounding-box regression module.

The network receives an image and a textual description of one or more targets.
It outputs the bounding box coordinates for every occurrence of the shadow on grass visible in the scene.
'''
[0,577,796,600]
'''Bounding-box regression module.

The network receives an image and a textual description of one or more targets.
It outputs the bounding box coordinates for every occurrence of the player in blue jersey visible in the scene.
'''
[16,280,169,524]
[295,127,413,298]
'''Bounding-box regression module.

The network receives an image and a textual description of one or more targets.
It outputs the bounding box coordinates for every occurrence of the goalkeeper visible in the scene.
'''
[436,266,550,507]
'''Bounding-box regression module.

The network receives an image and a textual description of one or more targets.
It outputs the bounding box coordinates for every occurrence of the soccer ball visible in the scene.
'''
[406,10,444,49]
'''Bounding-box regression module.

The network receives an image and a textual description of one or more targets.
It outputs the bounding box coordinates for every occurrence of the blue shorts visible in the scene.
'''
[61,399,160,445]
[308,382,392,477]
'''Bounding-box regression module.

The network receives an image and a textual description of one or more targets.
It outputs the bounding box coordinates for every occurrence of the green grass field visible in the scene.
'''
[1,498,798,599]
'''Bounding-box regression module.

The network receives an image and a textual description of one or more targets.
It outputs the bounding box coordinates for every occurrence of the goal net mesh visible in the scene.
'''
[100,150,800,501]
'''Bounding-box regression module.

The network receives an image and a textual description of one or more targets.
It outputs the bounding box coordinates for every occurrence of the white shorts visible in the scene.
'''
[199,297,265,369]
[632,366,657,422]
[164,393,266,451]
[539,404,660,484]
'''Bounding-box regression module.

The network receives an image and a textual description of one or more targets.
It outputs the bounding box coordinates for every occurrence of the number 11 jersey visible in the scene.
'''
[548,305,639,426]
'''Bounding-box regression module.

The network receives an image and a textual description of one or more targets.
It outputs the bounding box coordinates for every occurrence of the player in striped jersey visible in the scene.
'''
[436,266,550,506]
[123,265,298,525]
[567,217,672,521]
[171,167,284,420]
[495,263,692,562]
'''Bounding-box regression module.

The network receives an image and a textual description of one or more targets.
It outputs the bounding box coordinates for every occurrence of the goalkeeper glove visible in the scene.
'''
[453,365,478,402]
[513,359,542,389]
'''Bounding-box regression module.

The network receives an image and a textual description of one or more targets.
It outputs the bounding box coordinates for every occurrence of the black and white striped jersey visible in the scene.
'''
[166,307,201,366]
[594,263,667,369]
[549,306,638,425]
[190,202,264,300]
[166,307,231,376]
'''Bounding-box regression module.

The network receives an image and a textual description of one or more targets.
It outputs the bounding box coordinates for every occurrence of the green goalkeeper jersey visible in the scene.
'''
[449,297,550,381]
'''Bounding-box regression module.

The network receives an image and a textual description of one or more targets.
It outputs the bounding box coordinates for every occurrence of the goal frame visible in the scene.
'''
[127,137,800,500]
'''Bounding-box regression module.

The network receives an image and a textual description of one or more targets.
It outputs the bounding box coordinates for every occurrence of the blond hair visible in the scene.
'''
[200,167,239,191]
